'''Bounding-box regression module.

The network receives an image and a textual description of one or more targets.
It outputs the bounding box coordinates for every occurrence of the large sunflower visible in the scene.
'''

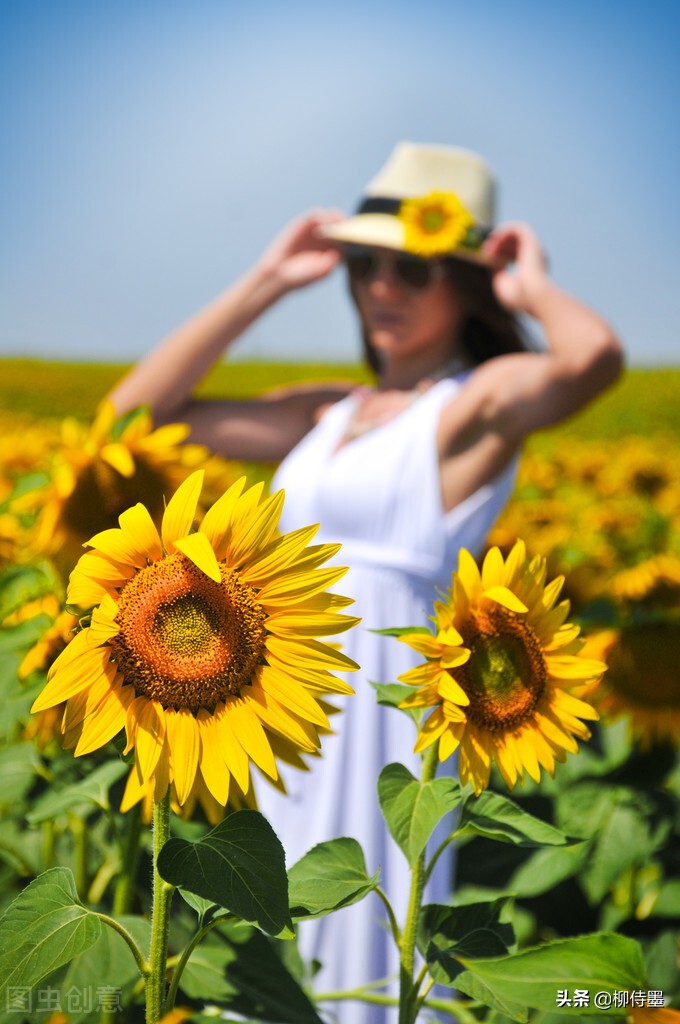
[397,541,605,794]
[584,555,680,749]
[24,401,237,569]
[31,471,359,808]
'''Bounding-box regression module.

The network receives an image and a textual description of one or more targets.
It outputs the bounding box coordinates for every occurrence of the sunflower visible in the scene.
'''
[31,471,359,808]
[23,400,238,570]
[398,191,477,258]
[397,541,605,794]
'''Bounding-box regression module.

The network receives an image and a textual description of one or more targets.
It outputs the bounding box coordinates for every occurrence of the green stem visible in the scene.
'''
[70,813,89,896]
[97,913,149,978]
[316,989,399,1007]
[398,742,439,1024]
[113,803,143,916]
[166,916,232,1010]
[146,793,175,1024]
[375,886,401,947]
[42,820,56,872]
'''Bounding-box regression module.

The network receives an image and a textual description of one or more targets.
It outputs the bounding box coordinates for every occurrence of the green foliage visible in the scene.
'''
[288,837,380,919]
[418,899,515,984]
[456,933,646,1016]
[457,789,571,847]
[0,868,101,998]
[26,761,128,823]
[158,810,294,938]
[377,762,461,865]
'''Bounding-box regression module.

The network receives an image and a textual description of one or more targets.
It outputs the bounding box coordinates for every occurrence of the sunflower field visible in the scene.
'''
[0,359,679,1024]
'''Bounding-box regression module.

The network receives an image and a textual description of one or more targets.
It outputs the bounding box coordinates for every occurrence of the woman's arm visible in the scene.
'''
[441,222,624,453]
[108,210,350,460]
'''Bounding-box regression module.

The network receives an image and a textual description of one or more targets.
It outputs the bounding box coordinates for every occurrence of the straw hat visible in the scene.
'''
[319,141,497,262]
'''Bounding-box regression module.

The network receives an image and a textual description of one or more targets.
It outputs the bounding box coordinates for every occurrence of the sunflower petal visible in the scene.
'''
[162,471,204,550]
[483,586,528,613]
[119,503,162,561]
[99,443,136,478]
[165,708,200,805]
[173,532,222,583]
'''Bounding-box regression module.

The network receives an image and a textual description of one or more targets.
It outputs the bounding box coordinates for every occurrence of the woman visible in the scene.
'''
[110,143,623,1021]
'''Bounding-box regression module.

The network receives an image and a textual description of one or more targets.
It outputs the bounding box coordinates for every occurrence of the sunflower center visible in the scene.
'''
[61,457,167,541]
[454,606,547,732]
[422,207,445,233]
[109,552,267,712]
[608,623,680,708]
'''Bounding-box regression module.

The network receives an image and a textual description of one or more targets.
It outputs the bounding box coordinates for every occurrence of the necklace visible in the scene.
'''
[342,356,469,442]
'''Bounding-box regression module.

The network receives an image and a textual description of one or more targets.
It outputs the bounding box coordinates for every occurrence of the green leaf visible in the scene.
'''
[418,900,514,986]
[157,810,293,937]
[458,790,569,847]
[457,933,646,1016]
[455,969,529,1022]
[217,928,324,1024]
[0,743,43,806]
[0,562,61,622]
[288,837,380,919]
[377,763,461,865]
[370,682,421,723]
[650,880,680,917]
[0,868,101,998]
[35,915,151,1022]
[26,761,128,823]
[507,842,592,898]
[179,942,239,1002]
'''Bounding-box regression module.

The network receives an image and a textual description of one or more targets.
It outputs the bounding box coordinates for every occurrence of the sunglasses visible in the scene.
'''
[343,247,447,291]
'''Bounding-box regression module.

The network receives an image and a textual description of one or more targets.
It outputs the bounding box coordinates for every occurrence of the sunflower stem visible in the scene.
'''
[113,803,143,916]
[146,792,174,1023]
[166,915,232,1010]
[96,913,149,978]
[398,741,439,1024]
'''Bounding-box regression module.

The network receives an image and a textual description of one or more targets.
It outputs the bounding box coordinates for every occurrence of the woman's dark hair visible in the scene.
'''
[353,257,530,375]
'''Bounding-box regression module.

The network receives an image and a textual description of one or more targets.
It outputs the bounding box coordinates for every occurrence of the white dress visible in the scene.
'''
[258,375,517,1024]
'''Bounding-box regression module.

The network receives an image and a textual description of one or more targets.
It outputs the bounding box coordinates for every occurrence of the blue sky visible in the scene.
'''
[1,0,678,366]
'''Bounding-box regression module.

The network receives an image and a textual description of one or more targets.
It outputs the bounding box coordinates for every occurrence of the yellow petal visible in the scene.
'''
[74,685,132,755]
[99,443,136,478]
[197,709,232,805]
[33,646,112,712]
[134,701,166,785]
[245,685,320,752]
[225,699,277,780]
[437,672,471,706]
[397,631,441,658]
[265,635,359,674]
[481,546,505,589]
[265,611,361,638]
[199,477,246,554]
[226,490,285,567]
[457,548,482,599]
[546,656,606,682]
[215,705,251,793]
[161,471,204,551]
[165,708,200,805]
[67,570,111,609]
[76,551,136,584]
[503,540,526,587]
[259,665,329,727]
[413,707,449,753]
[439,647,471,670]
[257,566,349,607]
[239,524,320,587]
[173,532,222,583]
[86,527,150,569]
[119,503,162,562]
[87,597,121,646]
[483,586,528,613]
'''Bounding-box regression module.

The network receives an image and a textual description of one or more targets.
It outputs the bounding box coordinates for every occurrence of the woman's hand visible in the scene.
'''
[257,209,345,293]
[483,222,551,316]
